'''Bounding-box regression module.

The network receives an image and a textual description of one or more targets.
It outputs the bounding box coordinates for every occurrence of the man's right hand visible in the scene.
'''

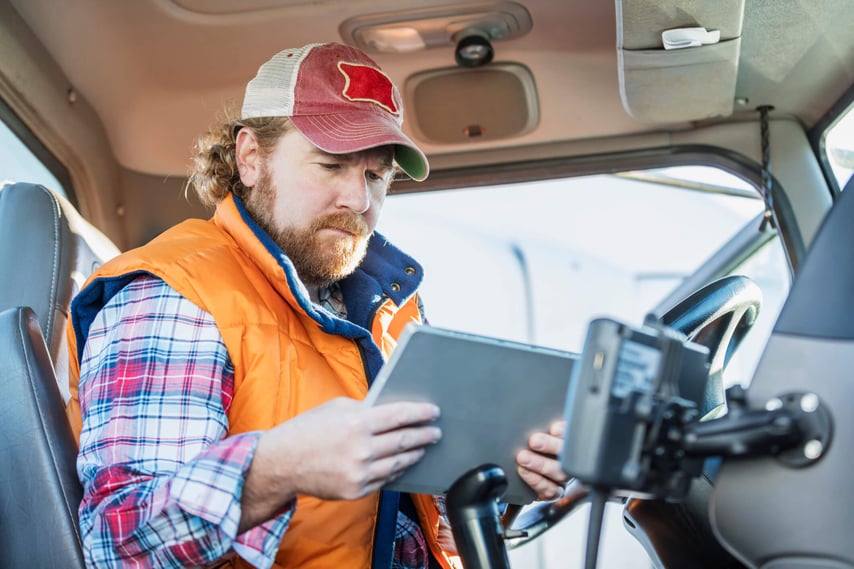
[239,397,441,531]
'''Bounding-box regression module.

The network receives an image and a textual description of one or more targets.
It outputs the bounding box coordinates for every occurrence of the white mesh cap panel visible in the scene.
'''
[241,43,323,119]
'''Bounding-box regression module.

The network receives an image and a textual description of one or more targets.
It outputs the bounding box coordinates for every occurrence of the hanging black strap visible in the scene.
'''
[758,105,777,231]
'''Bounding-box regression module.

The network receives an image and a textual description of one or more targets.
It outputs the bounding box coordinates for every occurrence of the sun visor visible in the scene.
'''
[616,0,745,123]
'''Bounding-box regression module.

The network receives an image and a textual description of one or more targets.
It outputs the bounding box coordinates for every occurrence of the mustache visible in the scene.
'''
[312,212,370,237]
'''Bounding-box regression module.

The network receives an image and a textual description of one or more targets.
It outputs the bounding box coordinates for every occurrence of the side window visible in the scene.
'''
[823,101,854,191]
[378,163,791,569]
[0,108,69,198]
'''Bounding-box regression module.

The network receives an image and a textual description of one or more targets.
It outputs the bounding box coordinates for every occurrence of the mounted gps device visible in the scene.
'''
[559,318,710,498]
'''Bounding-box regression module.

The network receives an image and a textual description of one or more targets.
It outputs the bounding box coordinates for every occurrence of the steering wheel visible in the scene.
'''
[503,275,762,561]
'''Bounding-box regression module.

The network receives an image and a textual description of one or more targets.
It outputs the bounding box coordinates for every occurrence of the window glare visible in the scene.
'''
[0,119,66,197]
[636,165,757,194]
[825,103,854,190]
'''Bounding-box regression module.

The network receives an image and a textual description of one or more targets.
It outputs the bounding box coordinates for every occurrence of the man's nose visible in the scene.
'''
[336,169,371,214]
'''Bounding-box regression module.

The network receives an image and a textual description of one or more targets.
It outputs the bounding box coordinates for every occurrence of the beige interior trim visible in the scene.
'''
[0,1,127,247]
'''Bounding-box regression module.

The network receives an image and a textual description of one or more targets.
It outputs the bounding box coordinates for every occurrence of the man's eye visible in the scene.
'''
[320,163,340,170]
[366,171,383,182]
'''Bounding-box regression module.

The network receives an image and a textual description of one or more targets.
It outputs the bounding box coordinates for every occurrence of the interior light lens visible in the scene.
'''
[357,26,426,53]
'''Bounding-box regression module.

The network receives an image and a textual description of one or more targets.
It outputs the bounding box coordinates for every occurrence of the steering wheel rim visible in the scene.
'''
[657,274,762,418]
[505,274,762,548]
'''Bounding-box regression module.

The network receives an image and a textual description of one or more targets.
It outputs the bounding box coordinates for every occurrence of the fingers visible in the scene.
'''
[527,421,566,456]
[517,446,569,479]
[360,447,428,491]
[516,449,569,500]
[328,400,442,495]
[365,400,441,434]
[517,465,566,501]
[262,398,442,499]
[354,405,442,493]
[517,419,571,500]
[369,425,442,460]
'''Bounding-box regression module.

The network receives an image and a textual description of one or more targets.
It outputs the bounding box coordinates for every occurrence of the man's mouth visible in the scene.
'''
[313,213,369,238]
[320,226,357,237]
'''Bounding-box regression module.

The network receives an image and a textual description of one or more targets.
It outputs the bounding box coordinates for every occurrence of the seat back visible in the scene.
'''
[0,306,86,567]
[0,182,120,400]
[0,182,121,568]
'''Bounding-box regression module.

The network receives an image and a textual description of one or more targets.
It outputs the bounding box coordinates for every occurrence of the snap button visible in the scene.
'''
[404,266,416,275]
[390,282,401,292]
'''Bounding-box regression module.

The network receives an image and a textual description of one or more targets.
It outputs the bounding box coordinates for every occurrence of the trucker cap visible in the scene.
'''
[241,42,429,181]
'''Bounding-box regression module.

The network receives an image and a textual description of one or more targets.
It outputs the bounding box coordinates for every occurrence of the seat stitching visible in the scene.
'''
[42,186,61,349]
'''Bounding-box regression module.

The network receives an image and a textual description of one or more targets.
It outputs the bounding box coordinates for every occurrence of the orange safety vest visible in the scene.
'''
[66,193,459,569]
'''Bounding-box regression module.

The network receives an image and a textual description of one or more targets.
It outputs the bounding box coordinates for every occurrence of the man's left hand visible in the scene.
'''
[515,420,570,501]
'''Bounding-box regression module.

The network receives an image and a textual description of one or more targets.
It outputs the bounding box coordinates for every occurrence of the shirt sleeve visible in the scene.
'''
[76,275,292,569]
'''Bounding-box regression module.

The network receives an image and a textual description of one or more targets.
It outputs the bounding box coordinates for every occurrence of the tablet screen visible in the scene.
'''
[365,324,576,504]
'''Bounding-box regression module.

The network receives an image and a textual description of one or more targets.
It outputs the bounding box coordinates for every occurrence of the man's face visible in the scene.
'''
[244,128,394,287]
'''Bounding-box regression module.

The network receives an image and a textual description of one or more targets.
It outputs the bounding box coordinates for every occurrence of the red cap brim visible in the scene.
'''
[291,112,429,182]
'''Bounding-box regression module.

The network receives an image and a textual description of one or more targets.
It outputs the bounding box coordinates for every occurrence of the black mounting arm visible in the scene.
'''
[679,385,833,467]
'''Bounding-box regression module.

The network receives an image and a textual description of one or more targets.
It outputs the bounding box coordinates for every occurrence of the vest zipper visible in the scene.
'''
[357,293,392,385]
[358,294,398,569]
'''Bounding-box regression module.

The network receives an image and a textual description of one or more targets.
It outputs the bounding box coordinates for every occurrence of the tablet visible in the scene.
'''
[364,323,576,504]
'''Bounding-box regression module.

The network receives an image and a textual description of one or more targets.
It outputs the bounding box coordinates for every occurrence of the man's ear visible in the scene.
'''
[235,127,261,187]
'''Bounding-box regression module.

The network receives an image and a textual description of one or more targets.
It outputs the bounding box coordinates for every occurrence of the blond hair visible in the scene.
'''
[187,110,293,207]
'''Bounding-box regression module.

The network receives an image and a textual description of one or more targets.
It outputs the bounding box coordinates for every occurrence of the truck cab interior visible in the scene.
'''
[1,1,853,568]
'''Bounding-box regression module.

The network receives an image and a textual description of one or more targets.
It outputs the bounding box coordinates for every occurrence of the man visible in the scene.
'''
[66,42,568,569]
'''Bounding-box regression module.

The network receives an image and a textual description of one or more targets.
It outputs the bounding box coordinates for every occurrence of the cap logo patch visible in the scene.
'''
[338,62,399,115]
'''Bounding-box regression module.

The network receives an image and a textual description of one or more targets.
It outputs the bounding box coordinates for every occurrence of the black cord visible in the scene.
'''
[757,104,776,231]
[583,487,608,569]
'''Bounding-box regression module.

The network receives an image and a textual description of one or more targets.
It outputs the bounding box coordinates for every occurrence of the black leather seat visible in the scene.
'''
[0,182,120,399]
[0,182,120,568]
[0,306,87,567]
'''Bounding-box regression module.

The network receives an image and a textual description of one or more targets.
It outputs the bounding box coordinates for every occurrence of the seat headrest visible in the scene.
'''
[0,182,120,400]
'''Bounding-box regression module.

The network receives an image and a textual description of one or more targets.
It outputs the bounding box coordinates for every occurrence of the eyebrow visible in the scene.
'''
[311,147,394,170]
